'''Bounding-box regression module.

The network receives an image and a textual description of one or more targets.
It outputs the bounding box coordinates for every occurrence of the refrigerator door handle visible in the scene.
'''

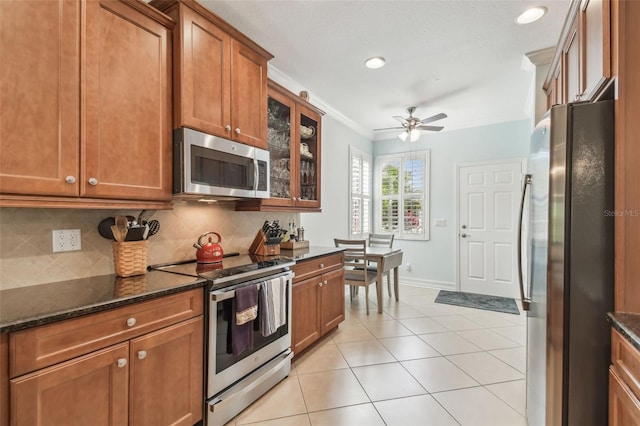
[517,174,532,311]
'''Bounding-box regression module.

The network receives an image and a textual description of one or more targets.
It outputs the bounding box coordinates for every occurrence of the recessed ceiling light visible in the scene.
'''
[516,7,547,24]
[365,56,386,69]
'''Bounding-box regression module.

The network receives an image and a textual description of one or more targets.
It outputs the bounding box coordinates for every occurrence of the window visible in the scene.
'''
[349,146,372,238]
[375,150,429,240]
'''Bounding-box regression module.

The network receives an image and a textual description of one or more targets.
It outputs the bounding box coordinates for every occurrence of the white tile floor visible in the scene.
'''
[224,284,527,426]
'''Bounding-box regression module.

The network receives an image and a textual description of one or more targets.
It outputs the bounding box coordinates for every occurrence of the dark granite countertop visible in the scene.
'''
[0,271,206,333]
[0,246,344,334]
[608,312,640,351]
[280,246,345,262]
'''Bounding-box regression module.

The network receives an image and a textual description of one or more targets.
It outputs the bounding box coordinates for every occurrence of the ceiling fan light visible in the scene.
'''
[516,7,547,24]
[410,129,421,142]
[365,56,386,69]
[398,131,409,141]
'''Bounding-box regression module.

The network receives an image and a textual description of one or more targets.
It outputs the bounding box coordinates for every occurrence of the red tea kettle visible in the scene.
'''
[194,232,224,263]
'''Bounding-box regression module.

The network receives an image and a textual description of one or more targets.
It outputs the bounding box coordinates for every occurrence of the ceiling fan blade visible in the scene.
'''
[417,125,444,132]
[392,116,409,126]
[420,112,448,125]
[373,126,405,131]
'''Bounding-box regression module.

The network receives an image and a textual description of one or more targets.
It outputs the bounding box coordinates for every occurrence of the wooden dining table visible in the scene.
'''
[366,246,404,313]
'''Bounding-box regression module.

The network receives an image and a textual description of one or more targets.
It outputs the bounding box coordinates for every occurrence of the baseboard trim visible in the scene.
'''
[399,277,456,291]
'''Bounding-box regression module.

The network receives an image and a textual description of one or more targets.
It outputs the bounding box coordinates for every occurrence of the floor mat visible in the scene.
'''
[434,290,520,315]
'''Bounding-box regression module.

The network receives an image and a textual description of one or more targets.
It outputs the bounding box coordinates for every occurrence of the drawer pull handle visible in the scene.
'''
[126,317,137,327]
[319,263,324,268]
[137,350,147,360]
[117,358,127,368]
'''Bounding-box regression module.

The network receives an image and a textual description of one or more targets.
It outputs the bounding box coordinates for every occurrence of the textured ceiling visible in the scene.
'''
[203,0,570,138]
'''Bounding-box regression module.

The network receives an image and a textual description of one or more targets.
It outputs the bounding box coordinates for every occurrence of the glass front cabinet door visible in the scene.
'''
[237,80,323,211]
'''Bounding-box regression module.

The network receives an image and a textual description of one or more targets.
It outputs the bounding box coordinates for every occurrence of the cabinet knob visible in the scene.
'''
[117,358,127,368]
[324,280,328,286]
[234,128,241,134]
[126,317,137,327]
[318,282,323,287]
[88,177,98,186]
[65,175,76,184]
[137,350,147,360]
[319,263,325,268]
[225,125,231,131]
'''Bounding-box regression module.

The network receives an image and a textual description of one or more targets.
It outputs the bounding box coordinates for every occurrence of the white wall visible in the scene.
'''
[373,119,532,289]
[300,115,372,246]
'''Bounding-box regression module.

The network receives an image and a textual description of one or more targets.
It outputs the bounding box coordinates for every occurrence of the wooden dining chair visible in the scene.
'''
[334,238,379,314]
[368,233,395,298]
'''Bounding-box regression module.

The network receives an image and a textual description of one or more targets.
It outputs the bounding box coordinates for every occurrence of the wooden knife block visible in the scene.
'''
[249,230,281,256]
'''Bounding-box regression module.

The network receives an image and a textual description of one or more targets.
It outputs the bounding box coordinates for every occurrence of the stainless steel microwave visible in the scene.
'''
[173,128,270,199]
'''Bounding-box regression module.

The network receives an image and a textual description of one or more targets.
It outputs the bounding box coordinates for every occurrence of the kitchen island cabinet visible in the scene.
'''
[152,0,272,150]
[237,80,324,212]
[0,0,173,209]
[291,251,344,356]
[6,288,204,426]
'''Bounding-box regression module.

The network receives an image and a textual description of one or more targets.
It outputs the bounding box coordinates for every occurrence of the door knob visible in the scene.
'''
[461,225,467,229]
[461,233,470,238]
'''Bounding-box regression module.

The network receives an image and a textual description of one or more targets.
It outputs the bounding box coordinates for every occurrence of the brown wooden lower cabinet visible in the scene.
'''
[6,289,204,426]
[291,253,345,356]
[10,343,130,426]
[610,328,640,425]
[610,367,640,425]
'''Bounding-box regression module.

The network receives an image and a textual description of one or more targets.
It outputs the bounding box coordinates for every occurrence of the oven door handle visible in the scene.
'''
[211,290,235,302]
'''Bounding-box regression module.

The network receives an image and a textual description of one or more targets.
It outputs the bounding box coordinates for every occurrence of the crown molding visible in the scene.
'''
[267,65,373,140]
[525,46,556,66]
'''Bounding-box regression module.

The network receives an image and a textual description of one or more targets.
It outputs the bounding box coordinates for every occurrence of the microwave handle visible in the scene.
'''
[253,158,259,191]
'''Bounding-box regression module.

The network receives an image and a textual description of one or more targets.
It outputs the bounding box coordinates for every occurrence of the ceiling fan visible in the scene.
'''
[374,106,447,142]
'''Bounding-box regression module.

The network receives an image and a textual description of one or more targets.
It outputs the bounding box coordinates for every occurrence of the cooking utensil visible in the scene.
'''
[147,220,160,237]
[138,210,154,225]
[98,216,136,240]
[111,225,123,242]
[115,216,128,241]
[124,226,146,241]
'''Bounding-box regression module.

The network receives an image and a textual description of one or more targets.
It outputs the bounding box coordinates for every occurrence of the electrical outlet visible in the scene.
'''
[52,229,82,252]
[434,218,447,227]
[405,263,412,272]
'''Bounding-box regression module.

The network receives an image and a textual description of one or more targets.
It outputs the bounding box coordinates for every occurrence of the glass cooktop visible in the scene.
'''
[149,253,295,287]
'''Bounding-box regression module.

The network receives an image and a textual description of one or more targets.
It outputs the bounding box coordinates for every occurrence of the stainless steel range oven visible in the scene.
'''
[151,255,295,426]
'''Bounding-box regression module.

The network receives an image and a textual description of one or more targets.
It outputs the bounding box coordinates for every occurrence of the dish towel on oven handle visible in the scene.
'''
[259,276,287,337]
[232,284,259,356]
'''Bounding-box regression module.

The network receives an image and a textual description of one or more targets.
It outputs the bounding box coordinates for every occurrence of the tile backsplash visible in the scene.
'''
[0,202,298,290]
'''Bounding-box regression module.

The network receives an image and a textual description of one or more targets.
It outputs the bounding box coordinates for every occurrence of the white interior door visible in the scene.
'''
[458,160,522,298]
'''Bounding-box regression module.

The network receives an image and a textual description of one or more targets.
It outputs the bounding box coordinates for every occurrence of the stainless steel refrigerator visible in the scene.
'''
[519,99,614,426]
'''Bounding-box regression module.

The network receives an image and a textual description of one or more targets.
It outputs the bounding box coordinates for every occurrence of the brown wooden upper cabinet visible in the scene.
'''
[236,80,324,212]
[0,0,173,208]
[544,0,611,106]
[153,0,272,150]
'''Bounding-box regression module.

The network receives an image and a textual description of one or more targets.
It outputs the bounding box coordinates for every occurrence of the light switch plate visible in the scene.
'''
[52,229,82,252]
